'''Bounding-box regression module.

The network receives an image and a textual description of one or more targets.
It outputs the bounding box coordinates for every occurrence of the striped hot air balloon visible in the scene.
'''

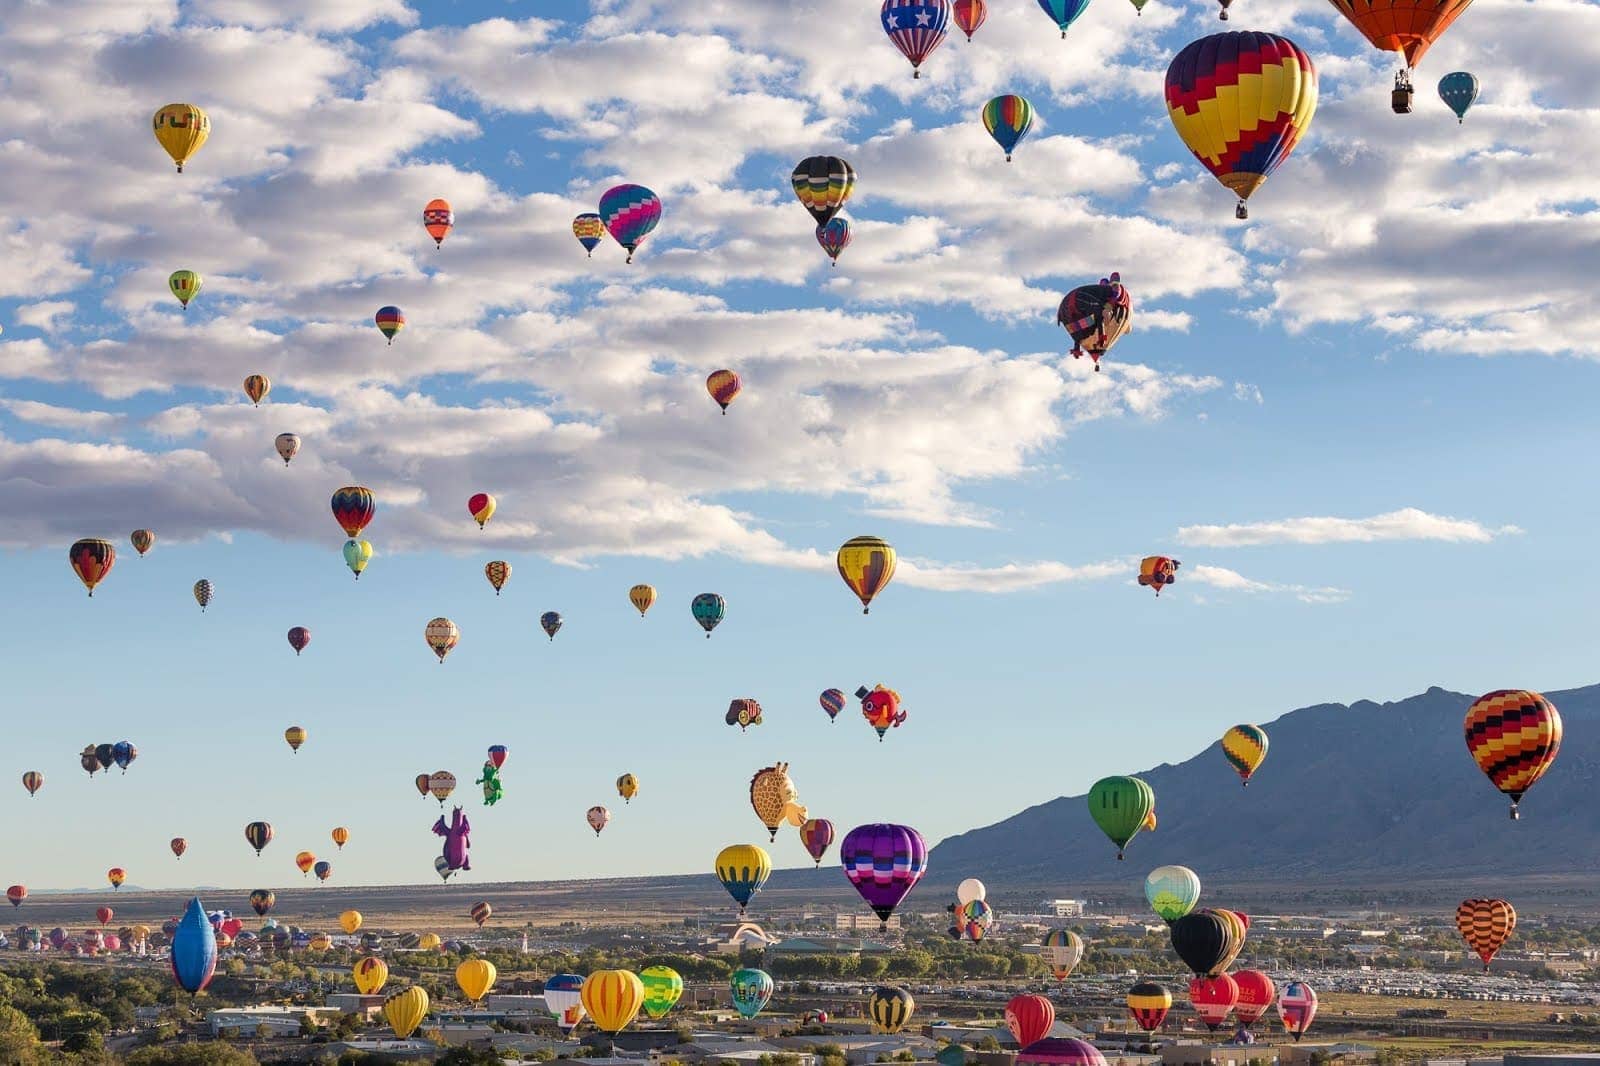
[1127,981,1172,1032]
[1464,689,1562,818]
[706,369,742,413]
[953,0,986,40]
[1456,898,1516,970]
[791,156,856,226]
[422,199,454,248]
[881,0,949,78]
[581,970,645,1034]
[982,95,1034,161]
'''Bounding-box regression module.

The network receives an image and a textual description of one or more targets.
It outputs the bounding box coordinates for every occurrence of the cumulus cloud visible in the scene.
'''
[1177,508,1523,548]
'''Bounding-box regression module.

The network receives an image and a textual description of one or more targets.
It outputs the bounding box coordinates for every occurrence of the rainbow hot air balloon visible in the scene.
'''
[384,986,429,1039]
[868,986,915,1034]
[731,968,774,1019]
[1058,274,1132,372]
[244,822,273,856]
[354,956,389,995]
[820,688,846,722]
[541,611,563,641]
[1438,71,1478,122]
[1138,555,1179,594]
[953,0,986,40]
[800,818,835,866]
[287,626,311,656]
[1036,0,1090,37]
[284,726,307,753]
[692,593,726,637]
[168,270,202,309]
[791,156,856,226]
[1232,970,1275,1028]
[881,0,949,78]
[1041,929,1084,980]
[640,965,683,1019]
[816,218,851,265]
[130,529,155,557]
[715,844,772,915]
[170,897,217,992]
[1464,689,1562,818]
[375,306,405,344]
[423,199,454,248]
[425,618,459,663]
[1456,898,1516,970]
[629,584,656,618]
[331,487,375,538]
[1189,974,1239,1031]
[840,823,927,931]
[1127,981,1171,1032]
[153,104,209,173]
[982,95,1034,162]
[274,433,300,466]
[1327,0,1474,112]
[1165,32,1318,219]
[573,213,606,257]
[706,369,742,413]
[70,538,116,597]
[1276,981,1317,1041]
[485,560,511,596]
[1088,775,1155,859]
[1145,865,1201,922]
[1221,724,1268,785]
[468,492,496,529]
[838,535,896,614]
[598,184,661,264]
[21,772,42,797]
[583,970,645,1034]
[457,958,497,1003]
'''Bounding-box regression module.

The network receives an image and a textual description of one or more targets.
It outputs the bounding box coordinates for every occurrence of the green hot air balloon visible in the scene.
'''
[640,965,684,1019]
[1087,775,1154,860]
[730,968,773,1019]
[1144,865,1201,922]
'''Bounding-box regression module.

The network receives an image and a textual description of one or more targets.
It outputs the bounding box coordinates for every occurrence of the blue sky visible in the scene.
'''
[1,0,1597,894]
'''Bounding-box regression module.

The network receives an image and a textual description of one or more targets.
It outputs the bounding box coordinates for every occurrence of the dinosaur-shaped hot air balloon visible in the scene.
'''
[432,807,471,871]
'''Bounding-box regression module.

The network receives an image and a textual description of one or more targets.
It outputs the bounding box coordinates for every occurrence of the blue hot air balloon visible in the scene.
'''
[730,968,775,1019]
[691,593,726,638]
[1036,0,1091,38]
[1438,72,1479,123]
[171,897,218,993]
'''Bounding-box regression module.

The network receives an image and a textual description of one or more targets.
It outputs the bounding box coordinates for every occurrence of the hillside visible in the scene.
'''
[929,684,1600,888]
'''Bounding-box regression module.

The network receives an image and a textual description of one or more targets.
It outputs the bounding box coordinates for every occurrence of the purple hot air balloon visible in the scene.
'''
[1017,1038,1108,1066]
[840,823,927,931]
[171,897,218,993]
[433,806,472,871]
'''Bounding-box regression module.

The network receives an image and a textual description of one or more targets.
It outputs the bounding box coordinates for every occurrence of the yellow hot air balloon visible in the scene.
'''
[837,535,896,614]
[339,910,362,935]
[243,374,270,407]
[456,958,498,1004]
[582,970,645,1034]
[628,584,656,618]
[152,104,210,173]
[384,985,430,1039]
[354,956,389,995]
[418,933,442,951]
[284,726,307,753]
[309,934,334,951]
[168,270,202,309]
[296,850,316,876]
[616,773,639,804]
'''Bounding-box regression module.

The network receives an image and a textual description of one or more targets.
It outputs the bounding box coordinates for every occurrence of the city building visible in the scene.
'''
[1049,900,1087,918]
[206,1005,339,1037]
[836,914,901,932]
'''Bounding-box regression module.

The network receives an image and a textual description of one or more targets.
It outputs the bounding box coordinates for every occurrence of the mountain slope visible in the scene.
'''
[930,684,1600,883]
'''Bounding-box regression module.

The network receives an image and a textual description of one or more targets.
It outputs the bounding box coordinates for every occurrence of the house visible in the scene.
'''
[326,993,385,1016]
[207,1005,340,1037]
[327,1039,442,1060]
[774,1032,938,1065]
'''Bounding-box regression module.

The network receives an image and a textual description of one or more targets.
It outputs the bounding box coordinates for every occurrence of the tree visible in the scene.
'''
[0,1004,40,1065]
[126,1046,262,1066]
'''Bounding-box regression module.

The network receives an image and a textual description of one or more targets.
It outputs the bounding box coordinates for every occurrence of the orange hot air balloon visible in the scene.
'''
[1456,898,1516,970]
[296,851,317,876]
[69,538,116,597]
[423,199,454,248]
[1326,0,1475,112]
[107,868,126,890]
[243,374,270,407]
[706,370,742,414]
[1464,689,1562,818]
[415,773,432,798]
[284,726,307,753]
[332,827,350,850]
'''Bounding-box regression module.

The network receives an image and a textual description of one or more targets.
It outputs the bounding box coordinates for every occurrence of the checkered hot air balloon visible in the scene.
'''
[598,184,661,263]
[881,0,949,78]
[422,199,454,248]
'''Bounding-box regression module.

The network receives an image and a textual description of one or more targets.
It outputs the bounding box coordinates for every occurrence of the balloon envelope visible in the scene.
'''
[170,897,217,993]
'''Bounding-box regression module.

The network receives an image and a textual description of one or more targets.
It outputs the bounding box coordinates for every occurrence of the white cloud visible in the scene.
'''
[0,399,122,433]
[1177,508,1522,548]
[14,301,75,333]
[1188,564,1350,605]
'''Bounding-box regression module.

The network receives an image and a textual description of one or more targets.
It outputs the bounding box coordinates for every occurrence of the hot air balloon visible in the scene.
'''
[750,763,808,841]
[1057,274,1132,372]
[314,861,332,883]
[641,965,684,1018]
[457,958,497,1003]
[728,968,774,1019]
[470,901,492,927]
[112,741,137,773]
[425,618,459,663]
[801,819,836,866]
[1457,898,1516,970]
[242,374,269,407]
[191,579,213,612]
[21,772,42,798]
[244,822,273,856]
[70,538,116,597]
[468,492,496,529]
[295,851,316,876]
[1189,974,1239,1031]
[1222,725,1268,786]
[5,886,24,909]
[1327,0,1473,111]
[1438,71,1478,122]
[857,685,907,740]
[429,771,457,805]
[791,156,856,226]
[331,487,375,538]
[573,213,606,257]
[1145,865,1201,922]
[617,773,639,803]
[541,611,563,641]
[692,593,726,636]
[1127,981,1172,1032]
[354,956,389,995]
[598,184,662,264]
[820,689,846,723]
[375,306,405,344]
[1166,33,1318,219]
[584,970,646,1033]
[130,529,155,557]
[287,626,311,656]
[838,536,896,613]
[545,973,586,1032]
[249,890,274,917]
[881,0,949,78]
[284,726,307,753]
[423,199,454,248]
[953,0,986,40]
[1276,981,1317,1041]
[488,746,508,770]
[384,986,429,1039]
[715,844,772,915]
[339,911,362,935]
[841,824,927,930]
[80,747,99,776]
[1138,555,1179,594]
[415,774,432,798]
[707,370,742,413]
[96,908,114,931]
[982,95,1034,162]
[1232,970,1275,1027]
[587,806,611,836]
[1041,929,1084,980]
[1016,1039,1106,1066]
[1007,994,1055,1047]
[95,744,114,772]
[153,104,209,172]
[868,986,915,1034]
[274,433,300,466]
[485,560,511,595]
[1088,776,1154,859]
[105,868,126,891]
[1036,0,1089,37]
[434,856,453,882]
[343,539,373,579]
[171,897,217,992]
[1170,911,1244,977]
[727,698,764,731]
[1464,690,1561,818]
[816,218,852,265]
[629,584,656,617]
[168,270,202,309]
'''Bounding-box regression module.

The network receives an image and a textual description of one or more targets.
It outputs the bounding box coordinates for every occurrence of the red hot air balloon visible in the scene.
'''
[952,0,986,40]
[1188,974,1239,1031]
[423,199,454,248]
[287,627,311,656]
[1232,970,1276,1027]
[1006,994,1056,1048]
[331,487,375,539]
[96,907,113,927]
